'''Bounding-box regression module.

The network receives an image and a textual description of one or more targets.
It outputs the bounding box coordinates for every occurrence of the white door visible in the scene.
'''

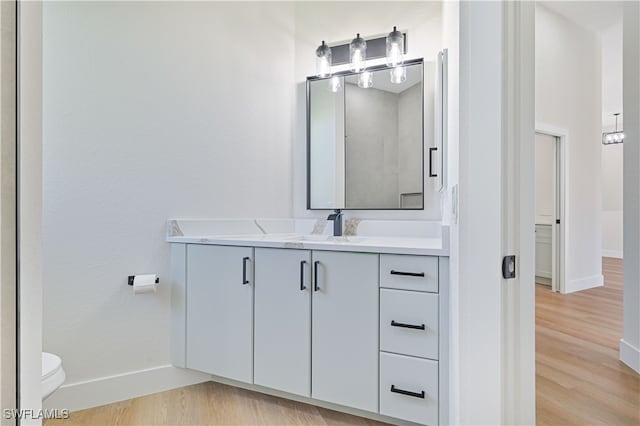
[186,244,253,383]
[311,251,379,413]
[254,248,311,397]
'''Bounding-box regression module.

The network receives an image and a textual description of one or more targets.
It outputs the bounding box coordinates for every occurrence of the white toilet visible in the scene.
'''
[42,352,66,400]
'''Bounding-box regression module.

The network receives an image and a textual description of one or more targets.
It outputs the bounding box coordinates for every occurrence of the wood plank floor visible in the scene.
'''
[44,381,387,426]
[536,257,639,425]
[47,257,638,426]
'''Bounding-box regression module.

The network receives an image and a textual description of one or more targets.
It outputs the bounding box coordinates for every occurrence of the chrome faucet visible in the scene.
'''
[327,209,343,237]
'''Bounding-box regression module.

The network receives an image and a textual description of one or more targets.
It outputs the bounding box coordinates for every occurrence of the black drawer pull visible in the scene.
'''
[300,260,307,291]
[390,385,425,399]
[390,270,425,277]
[391,320,426,330]
[313,260,320,292]
[242,257,250,285]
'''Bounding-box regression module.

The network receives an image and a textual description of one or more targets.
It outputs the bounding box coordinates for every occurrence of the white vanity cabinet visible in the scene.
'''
[185,244,254,383]
[254,248,311,397]
[311,251,379,412]
[171,242,448,426]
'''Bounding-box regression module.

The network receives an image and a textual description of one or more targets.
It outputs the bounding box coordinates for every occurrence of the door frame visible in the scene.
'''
[535,125,568,293]
[501,1,536,424]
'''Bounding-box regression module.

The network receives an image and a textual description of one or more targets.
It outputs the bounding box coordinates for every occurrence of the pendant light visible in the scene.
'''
[390,66,406,84]
[358,71,373,89]
[386,26,404,67]
[315,41,332,78]
[602,113,625,145]
[349,33,367,72]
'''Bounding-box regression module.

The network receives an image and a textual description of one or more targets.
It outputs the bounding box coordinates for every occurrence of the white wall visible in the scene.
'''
[42,1,295,409]
[536,4,603,293]
[600,22,624,258]
[293,1,443,220]
[621,0,640,374]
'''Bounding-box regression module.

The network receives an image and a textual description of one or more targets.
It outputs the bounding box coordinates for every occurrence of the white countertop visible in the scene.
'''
[166,219,449,256]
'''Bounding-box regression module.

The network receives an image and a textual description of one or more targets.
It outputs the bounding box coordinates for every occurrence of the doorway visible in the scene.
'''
[534,131,564,293]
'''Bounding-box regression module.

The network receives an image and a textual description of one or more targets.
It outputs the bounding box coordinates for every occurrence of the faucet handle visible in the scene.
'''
[327,209,342,220]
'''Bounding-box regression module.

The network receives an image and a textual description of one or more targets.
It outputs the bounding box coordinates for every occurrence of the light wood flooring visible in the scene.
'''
[47,258,638,426]
[536,257,639,425]
[45,381,386,426]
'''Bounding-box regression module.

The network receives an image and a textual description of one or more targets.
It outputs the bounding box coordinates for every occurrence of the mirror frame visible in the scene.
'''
[306,58,425,211]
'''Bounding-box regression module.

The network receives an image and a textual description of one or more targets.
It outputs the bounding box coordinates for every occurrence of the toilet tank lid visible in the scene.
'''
[42,352,62,380]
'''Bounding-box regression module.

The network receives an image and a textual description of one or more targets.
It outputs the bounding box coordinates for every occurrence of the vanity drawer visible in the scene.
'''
[380,254,438,292]
[380,289,438,359]
[380,352,438,425]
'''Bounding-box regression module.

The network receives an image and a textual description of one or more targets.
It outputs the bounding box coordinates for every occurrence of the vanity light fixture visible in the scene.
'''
[329,76,342,93]
[390,66,406,84]
[386,26,405,67]
[315,40,332,78]
[602,113,625,145]
[358,71,373,88]
[349,33,367,72]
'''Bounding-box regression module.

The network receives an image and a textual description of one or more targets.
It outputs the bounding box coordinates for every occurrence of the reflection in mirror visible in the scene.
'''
[308,60,429,210]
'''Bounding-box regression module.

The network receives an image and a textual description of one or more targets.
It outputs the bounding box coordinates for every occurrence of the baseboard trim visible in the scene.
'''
[564,274,604,294]
[43,365,210,412]
[535,276,551,286]
[602,250,623,259]
[620,339,640,374]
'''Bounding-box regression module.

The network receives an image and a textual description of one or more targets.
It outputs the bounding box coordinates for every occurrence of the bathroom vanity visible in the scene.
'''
[167,219,449,426]
[167,50,450,425]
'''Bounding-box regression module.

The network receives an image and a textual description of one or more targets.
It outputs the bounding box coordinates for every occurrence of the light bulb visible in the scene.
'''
[386,26,405,67]
[390,66,406,84]
[620,133,625,140]
[358,71,373,88]
[349,34,367,72]
[315,41,332,78]
[614,133,620,142]
[329,76,342,93]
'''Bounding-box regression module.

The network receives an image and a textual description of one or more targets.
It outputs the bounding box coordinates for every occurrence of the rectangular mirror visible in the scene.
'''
[307,59,432,210]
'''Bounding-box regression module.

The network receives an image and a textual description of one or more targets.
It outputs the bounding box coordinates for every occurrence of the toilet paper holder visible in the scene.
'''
[128,275,160,286]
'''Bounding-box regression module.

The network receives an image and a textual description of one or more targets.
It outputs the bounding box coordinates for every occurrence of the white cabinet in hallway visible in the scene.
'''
[311,251,379,413]
[185,244,254,383]
[254,248,311,397]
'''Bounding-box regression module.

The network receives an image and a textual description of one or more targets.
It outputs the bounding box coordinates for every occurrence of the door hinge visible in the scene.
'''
[502,255,516,279]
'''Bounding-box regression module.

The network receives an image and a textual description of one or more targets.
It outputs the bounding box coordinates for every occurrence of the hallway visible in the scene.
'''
[536,258,639,425]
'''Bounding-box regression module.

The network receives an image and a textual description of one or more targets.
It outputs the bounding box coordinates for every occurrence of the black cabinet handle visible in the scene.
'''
[242,257,250,285]
[391,320,426,330]
[313,260,320,292]
[429,147,438,178]
[390,270,425,277]
[300,260,307,291]
[390,385,425,399]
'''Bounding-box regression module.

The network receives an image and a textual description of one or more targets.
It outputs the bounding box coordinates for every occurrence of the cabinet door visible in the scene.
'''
[186,244,253,383]
[311,251,379,412]
[254,248,311,397]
